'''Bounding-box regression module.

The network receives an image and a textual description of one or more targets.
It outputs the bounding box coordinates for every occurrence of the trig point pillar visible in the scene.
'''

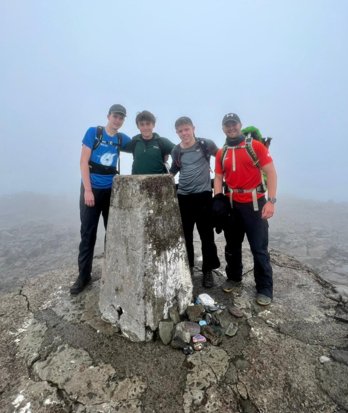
[99,175,193,342]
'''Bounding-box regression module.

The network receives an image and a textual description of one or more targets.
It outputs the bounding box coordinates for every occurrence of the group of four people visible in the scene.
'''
[71,104,277,306]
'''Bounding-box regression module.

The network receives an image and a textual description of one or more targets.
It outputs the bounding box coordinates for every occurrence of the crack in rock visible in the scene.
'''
[32,344,147,410]
[19,285,31,313]
[183,346,230,413]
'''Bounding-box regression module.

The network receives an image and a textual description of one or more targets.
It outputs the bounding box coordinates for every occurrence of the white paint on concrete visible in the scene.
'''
[99,175,193,341]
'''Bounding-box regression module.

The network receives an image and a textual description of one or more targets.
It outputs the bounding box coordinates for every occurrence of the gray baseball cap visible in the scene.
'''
[222,113,241,125]
[108,104,127,116]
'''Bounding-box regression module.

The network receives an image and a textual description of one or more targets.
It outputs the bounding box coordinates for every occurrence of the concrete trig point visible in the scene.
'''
[99,175,193,341]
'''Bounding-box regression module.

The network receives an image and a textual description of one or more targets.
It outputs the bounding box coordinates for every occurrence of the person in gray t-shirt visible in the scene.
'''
[170,116,220,288]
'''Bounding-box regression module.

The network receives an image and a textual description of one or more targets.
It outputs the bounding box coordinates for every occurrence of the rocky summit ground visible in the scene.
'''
[1,246,348,413]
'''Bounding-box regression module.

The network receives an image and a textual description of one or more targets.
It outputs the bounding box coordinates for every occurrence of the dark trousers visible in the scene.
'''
[223,197,273,298]
[78,185,111,282]
[177,191,220,272]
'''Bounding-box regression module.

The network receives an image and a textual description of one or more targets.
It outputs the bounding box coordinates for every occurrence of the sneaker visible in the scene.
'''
[70,277,91,295]
[202,271,214,288]
[222,279,242,293]
[256,294,272,306]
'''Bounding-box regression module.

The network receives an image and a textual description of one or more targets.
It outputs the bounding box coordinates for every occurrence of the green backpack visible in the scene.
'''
[241,125,272,149]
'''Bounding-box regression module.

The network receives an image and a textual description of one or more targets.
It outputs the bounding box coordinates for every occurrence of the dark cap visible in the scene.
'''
[222,113,241,125]
[108,104,127,116]
[175,116,194,129]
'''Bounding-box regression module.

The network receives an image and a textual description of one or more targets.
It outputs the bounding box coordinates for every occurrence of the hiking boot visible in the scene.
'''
[202,271,214,288]
[222,279,242,293]
[70,277,91,295]
[256,294,272,306]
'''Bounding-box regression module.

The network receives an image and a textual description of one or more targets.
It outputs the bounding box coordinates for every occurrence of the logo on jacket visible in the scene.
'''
[100,152,116,166]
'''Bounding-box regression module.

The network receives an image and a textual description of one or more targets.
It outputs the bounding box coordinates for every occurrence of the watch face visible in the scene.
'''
[268,197,276,204]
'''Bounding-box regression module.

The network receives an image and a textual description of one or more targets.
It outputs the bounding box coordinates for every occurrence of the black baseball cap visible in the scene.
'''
[108,104,127,116]
[222,113,241,125]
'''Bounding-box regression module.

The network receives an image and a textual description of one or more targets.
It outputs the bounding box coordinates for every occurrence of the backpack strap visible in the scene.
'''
[116,133,122,174]
[89,128,123,175]
[92,127,123,150]
[173,138,211,170]
[245,135,260,168]
[197,138,211,163]
[221,135,262,172]
[220,145,229,173]
[220,135,266,211]
[245,134,267,193]
[93,126,104,150]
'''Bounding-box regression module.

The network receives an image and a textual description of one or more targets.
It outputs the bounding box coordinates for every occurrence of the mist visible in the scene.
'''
[0,0,347,201]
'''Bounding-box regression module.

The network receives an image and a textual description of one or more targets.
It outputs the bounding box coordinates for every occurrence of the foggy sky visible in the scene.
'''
[1,0,348,201]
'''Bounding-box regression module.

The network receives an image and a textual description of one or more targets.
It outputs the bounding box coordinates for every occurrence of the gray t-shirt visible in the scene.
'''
[171,139,218,195]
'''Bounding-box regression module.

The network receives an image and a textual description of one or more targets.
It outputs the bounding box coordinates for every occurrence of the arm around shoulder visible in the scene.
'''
[169,145,180,176]
[161,137,176,155]
[121,136,135,153]
[206,138,219,156]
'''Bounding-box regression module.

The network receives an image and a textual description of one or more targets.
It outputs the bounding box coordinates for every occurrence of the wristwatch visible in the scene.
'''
[267,197,277,204]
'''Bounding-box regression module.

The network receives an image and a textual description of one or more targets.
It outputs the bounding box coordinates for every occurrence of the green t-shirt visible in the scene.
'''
[124,133,175,175]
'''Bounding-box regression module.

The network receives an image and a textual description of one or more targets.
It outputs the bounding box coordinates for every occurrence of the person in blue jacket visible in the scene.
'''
[70,104,131,295]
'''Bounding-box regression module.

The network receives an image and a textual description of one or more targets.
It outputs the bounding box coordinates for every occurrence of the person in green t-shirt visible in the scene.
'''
[123,110,175,174]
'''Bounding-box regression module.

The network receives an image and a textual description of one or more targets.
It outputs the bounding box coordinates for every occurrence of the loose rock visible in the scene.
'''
[225,322,238,337]
[330,349,348,366]
[228,306,244,318]
[158,320,174,345]
[173,326,191,344]
[201,325,223,346]
[186,304,205,322]
[181,321,201,336]
[168,305,181,324]
[213,309,233,329]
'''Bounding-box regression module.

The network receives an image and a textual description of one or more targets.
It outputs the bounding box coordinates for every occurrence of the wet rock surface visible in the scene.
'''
[1,246,348,413]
